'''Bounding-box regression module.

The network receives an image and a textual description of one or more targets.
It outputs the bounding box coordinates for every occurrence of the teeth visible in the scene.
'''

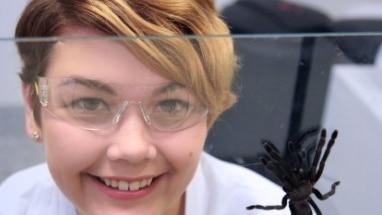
[111,180,118,188]
[104,179,111,186]
[101,177,154,191]
[129,181,140,191]
[140,180,147,187]
[118,181,129,191]
[147,178,153,186]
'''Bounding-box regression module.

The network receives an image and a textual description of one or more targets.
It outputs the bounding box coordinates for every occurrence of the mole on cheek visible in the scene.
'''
[188,151,193,158]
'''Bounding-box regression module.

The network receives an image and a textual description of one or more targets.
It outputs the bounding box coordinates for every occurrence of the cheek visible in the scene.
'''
[158,122,208,174]
[41,118,104,175]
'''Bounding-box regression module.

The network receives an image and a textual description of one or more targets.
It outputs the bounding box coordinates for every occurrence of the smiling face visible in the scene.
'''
[24,27,208,215]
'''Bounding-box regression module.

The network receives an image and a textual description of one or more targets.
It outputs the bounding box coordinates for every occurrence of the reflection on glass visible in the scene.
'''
[1,33,382,215]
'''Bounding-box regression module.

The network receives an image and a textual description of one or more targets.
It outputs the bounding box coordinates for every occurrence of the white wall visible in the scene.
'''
[321,65,382,215]
[0,0,27,106]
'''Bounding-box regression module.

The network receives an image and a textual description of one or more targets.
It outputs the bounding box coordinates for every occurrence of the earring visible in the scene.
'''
[32,131,40,141]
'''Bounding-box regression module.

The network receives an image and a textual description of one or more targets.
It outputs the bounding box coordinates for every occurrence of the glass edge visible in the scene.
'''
[2,31,382,42]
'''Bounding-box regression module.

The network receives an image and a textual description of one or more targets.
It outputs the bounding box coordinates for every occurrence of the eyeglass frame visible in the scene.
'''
[33,76,209,132]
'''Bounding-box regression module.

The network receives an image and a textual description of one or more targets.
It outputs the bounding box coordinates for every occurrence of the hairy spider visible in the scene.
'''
[247,128,340,215]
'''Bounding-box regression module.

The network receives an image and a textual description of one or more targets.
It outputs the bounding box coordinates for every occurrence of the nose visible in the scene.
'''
[106,105,157,163]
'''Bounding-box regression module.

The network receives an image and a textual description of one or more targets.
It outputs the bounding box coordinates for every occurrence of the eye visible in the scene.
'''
[155,99,190,115]
[71,97,109,112]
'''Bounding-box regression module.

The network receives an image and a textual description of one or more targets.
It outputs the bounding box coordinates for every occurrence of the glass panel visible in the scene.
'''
[1,33,381,214]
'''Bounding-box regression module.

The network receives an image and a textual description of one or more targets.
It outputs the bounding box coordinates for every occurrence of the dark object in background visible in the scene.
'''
[222,0,382,64]
[206,0,382,178]
[332,19,382,64]
[221,0,332,33]
[206,0,335,175]
[221,0,334,146]
[246,128,340,215]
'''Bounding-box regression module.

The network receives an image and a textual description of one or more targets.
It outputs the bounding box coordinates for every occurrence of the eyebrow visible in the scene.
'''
[60,77,117,95]
[59,77,185,96]
[152,82,185,96]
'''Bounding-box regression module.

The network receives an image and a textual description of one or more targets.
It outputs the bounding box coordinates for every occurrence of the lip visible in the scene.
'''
[88,174,161,201]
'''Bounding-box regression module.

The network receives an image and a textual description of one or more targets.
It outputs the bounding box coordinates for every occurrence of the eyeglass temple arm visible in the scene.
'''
[34,81,39,96]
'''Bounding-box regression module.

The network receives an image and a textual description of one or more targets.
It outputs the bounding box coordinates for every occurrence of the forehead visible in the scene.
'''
[46,27,170,86]
[46,76,188,101]
[55,76,183,95]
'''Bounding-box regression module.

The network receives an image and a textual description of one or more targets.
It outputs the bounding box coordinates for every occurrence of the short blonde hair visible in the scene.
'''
[16,0,238,128]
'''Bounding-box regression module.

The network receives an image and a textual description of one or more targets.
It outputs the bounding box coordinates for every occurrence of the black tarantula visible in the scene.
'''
[247,128,340,215]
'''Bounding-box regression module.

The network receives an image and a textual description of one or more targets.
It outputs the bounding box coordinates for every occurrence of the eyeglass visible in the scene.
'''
[34,76,208,132]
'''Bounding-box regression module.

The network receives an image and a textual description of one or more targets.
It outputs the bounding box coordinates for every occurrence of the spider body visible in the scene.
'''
[247,128,340,215]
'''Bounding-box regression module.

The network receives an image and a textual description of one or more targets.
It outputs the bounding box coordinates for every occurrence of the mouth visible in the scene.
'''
[95,176,157,192]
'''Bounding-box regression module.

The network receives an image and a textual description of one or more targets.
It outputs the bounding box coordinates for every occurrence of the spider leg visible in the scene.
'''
[262,143,305,189]
[262,141,291,172]
[263,139,306,181]
[312,181,340,200]
[288,127,319,172]
[260,156,289,182]
[286,140,311,183]
[305,140,317,166]
[262,141,283,161]
[310,129,327,181]
[288,127,319,153]
[314,130,338,182]
[260,156,299,194]
[246,194,288,210]
[294,144,313,177]
[287,141,303,169]
[308,198,322,215]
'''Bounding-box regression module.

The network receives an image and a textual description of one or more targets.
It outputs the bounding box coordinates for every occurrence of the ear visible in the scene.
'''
[22,83,41,143]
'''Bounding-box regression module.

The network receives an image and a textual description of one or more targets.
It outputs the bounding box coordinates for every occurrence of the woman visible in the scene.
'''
[0,0,288,214]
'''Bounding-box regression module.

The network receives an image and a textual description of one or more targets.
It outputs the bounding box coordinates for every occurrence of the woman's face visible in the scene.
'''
[24,27,208,215]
